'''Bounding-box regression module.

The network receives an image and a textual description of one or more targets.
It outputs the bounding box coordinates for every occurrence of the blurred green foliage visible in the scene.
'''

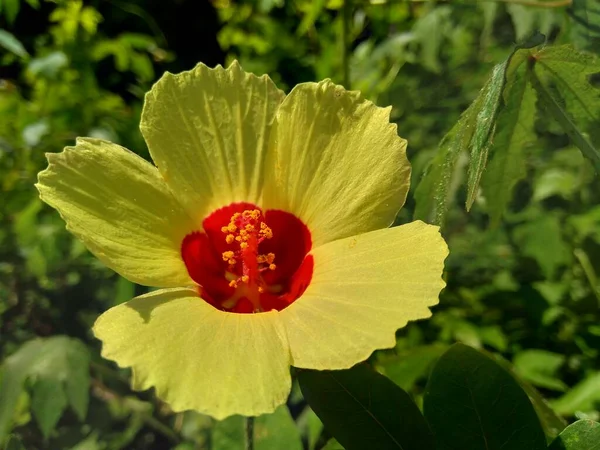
[1,0,600,448]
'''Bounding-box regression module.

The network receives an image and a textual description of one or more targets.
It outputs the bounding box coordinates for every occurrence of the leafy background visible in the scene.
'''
[1,0,600,449]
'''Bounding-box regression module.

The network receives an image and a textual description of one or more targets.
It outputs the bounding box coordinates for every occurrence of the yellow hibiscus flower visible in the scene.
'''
[36,62,448,419]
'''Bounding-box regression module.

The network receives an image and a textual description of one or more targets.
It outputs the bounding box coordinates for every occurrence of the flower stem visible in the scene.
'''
[245,416,255,450]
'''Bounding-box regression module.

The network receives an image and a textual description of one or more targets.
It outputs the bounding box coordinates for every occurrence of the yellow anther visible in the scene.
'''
[222,251,234,261]
[221,226,228,233]
[240,242,249,249]
[229,280,238,288]
[235,236,242,242]
[227,223,237,232]
[258,286,264,293]
[228,259,236,265]
[245,224,255,232]
[239,229,248,236]
[226,234,235,244]
[259,224,273,239]
[266,253,275,264]
[269,264,276,271]
[241,275,249,283]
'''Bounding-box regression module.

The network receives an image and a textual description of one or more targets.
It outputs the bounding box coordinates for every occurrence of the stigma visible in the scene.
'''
[220,209,277,309]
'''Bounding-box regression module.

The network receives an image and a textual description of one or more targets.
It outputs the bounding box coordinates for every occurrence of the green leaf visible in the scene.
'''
[568,0,600,54]
[253,405,302,450]
[297,407,323,450]
[212,406,302,450]
[482,63,536,225]
[212,416,244,450]
[322,439,345,450]
[4,435,25,450]
[376,344,448,390]
[423,344,546,450]
[296,0,327,35]
[535,46,600,139]
[411,6,452,74]
[490,353,567,440]
[513,215,571,278]
[548,419,600,450]
[465,32,544,210]
[31,378,68,438]
[413,100,477,224]
[0,0,20,24]
[27,51,68,78]
[0,337,90,444]
[465,61,504,210]
[0,29,29,59]
[414,33,544,224]
[0,340,45,446]
[531,47,600,171]
[551,373,600,415]
[513,350,567,392]
[298,363,434,450]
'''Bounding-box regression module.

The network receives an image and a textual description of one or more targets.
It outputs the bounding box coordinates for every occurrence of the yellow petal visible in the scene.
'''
[279,221,447,369]
[263,80,411,247]
[93,288,292,419]
[141,61,285,221]
[36,138,194,287]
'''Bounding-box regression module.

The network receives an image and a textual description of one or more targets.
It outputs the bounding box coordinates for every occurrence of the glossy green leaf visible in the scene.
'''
[423,344,546,450]
[548,419,600,450]
[490,353,567,440]
[298,363,434,450]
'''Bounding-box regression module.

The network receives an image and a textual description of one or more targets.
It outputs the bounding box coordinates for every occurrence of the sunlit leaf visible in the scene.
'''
[482,63,536,225]
[513,350,568,392]
[548,419,600,450]
[532,46,600,171]
[551,373,600,415]
[415,33,544,224]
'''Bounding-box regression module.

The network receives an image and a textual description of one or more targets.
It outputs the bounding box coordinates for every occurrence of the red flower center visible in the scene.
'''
[181,202,313,314]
